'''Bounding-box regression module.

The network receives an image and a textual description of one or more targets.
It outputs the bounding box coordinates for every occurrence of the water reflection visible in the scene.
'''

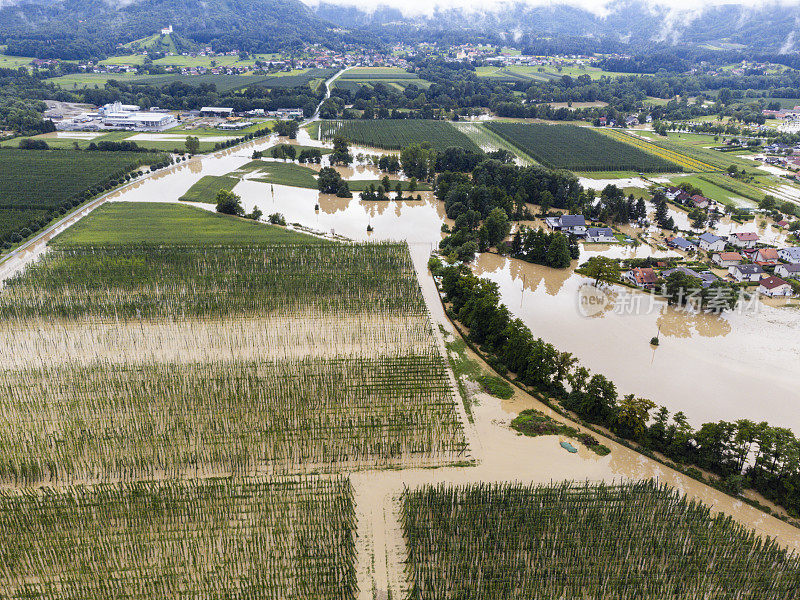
[473,252,800,432]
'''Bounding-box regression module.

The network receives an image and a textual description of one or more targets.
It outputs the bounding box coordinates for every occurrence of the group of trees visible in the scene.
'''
[214,189,261,221]
[317,166,351,198]
[509,226,579,269]
[437,263,800,517]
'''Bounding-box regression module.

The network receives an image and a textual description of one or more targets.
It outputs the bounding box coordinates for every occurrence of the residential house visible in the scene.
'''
[585,227,616,243]
[775,263,800,279]
[698,232,726,252]
[663,186,682,201]
[753,248,780,265]
[728,264,764,282]
[624,267,658,289]
[690,195,710,210]
[544,214,587,236]
[666,236,697,252]
[758,276,793,297]
[778,247,800,263]
[712,252,742,268]
[661,266,718,288]
[727,232,759,249]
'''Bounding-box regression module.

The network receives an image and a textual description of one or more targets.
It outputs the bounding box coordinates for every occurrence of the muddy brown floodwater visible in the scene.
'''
[473,253,800,432]
[4,134,800,598]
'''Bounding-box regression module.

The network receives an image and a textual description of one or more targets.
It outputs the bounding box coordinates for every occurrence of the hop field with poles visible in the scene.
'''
[320,120,481,152]
[0,242,466,484]
[401,480,800,600]
[484,122,682,172]
[0,476,357,600]
[599,128,717,172]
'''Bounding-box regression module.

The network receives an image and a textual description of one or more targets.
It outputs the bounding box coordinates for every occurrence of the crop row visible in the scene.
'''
[0,476,357,600]
[320,120,481,153]
[600,128,716,172]
[402,480,800,599]
[0,354,465,485]
[485,122,681,172]
[0,243,428,319]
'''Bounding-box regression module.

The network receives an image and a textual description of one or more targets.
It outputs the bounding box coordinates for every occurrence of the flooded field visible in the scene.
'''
[474,253,800,432]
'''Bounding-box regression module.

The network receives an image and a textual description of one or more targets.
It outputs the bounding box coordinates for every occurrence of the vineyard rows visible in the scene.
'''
[0,476,357,600]
[402,480,800,600]
[484,122,681,172]
[320,120,481,152]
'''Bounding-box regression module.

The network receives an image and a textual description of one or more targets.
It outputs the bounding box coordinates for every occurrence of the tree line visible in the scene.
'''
[435,263,800,519]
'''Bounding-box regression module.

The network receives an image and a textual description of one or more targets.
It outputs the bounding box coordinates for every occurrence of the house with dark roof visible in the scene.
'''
[758,276,793,297]
[544,214,587,236]
[666,236,697,252]
[727,232,759,249]
[661,267,718,288]
[775,263,800,279]
[728,264,764,282]
[698,232,726,252]
[778,247,800,264]
[585,227,616,243]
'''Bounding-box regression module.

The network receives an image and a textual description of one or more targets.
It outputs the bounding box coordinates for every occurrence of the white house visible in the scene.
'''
[544,214,587,236]
[775,263,800,279]
[728,264,764,282]
[584,227,616,243]
[624,267,658,289]
[698,232,726,252]
[666,236,697,252]
[778,247,800,264]
[758,276,793,297]
[728,232,759,249]
[712,252,742,268]
[753,248,780,264]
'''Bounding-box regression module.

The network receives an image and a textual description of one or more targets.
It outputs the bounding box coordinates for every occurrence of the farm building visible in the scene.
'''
[200,107,235,117]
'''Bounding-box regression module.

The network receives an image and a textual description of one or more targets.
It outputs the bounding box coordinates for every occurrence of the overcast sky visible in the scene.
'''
[301,0,800,17]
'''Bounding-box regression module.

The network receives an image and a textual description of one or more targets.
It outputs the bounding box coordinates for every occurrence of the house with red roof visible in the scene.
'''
[727,232,759,249]
[758,276,793,297]
[712,252,742,267]
[753,248,780,265]
[623,267,658,289]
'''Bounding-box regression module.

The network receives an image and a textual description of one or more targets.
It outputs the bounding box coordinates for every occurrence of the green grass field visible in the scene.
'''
[244,160,320,189]
[53,202,319,246]
[320,120,481,152]
[45,72,139,88]
[0,53,33,68]
[2,131,223,153]
[179,175,240,203]
[334,67,431,92]
[485,122,680,172]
